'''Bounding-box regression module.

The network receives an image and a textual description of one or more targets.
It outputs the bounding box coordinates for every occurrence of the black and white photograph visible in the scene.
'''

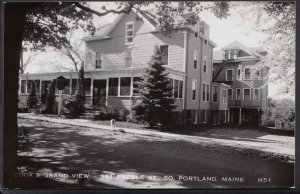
[2,1,296,190]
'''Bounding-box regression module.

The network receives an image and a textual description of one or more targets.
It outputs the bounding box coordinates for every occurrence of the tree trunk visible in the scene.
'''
[4,3,28,188]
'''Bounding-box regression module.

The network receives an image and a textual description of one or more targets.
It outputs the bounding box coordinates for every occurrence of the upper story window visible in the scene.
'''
[202,83,210,102]
[236,88,241,100]
[226,69,233,81]
[160,45,169,65]
[244,68,251,80]
[224,50,238,60]
[192,79,197,100]
[237,68,241,80]
[95,52,102,69]
[243,88,251,100]
[125,21,134,45]
[212,86,218,103]
[254,88,260,101]
[203,56,207,73]
[125,48,132,67]
[193,51,198,69]
[228,88,233,100]
[254,69,260,80]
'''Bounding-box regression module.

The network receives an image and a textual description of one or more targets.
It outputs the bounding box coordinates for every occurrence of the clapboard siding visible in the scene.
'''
[85,10,184,72]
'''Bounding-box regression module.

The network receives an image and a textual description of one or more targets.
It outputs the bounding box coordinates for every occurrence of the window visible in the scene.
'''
[237,68,241,80]
[35,80,40,94]
[202,83,206,101]
[226,69,233,81]
[203,110,206,123]
[179,81,183,99]
[125,48,132,67]
[120,77,131,96]
[62,79,70,94]
[167,78,174,98]
[125,21,134,44]
[236,88,241,100]
[228,88,233,100]
[84,78,91,95]
[254,88,260,101]
[212,86,218,103]
[133,77,142,96]
[192,79,197,100]
[160,45,168,65]
[224,50,237,60]
[108,78,118,96]
[224,50,229,60]
[21,80,26,94]
[243,88,251,100]
[174,80,179,98]
[203,56,207,73]
[206,84,210,101]
[27,80,33,94]
[212,69,215,79]
[96,52,102,69]
[222,89,227,104]
[244,68,251,80]
[193,51,198,69]
[71,79,77,95]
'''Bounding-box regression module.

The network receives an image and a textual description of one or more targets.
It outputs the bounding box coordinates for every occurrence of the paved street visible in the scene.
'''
[17,118,294,189]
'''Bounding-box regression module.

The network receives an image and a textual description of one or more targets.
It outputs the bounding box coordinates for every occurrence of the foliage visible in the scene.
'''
[26,81,38,109]
[233,2,295,96]
[63,64,85,118]
[132,45,175,127]
[42,79,56,114]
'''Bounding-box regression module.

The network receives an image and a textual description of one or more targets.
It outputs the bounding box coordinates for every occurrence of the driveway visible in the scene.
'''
[16,118,294,189]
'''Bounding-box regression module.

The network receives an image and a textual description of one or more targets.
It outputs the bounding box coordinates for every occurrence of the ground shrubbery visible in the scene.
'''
[93,106,130,121]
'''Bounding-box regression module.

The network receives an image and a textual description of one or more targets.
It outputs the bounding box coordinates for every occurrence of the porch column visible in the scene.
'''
[239,108,242,125]
[224,110,227,123]
[228,109,230,124]
[91,74,94,106]
[213,111,216,125]
[39,79,42,99]
[106,78,109,106]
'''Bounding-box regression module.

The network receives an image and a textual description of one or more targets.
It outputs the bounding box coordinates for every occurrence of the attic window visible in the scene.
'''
[125,21,134,45]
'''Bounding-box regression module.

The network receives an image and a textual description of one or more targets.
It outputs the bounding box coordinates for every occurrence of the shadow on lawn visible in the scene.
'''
[15,119,294,189]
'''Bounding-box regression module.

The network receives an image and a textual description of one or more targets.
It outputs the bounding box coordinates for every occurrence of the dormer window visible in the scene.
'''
[125,21,134,45]
[224,50,238,60]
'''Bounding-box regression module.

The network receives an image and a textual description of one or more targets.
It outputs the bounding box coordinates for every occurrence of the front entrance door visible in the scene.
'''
[93,80,107,106]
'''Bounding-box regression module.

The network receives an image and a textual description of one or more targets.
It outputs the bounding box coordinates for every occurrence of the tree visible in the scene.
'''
[26,81,38,109]
[43,79,56,114]
[20,48,38,74]
[132,45,175,127]
[4,2,230,187]
[74,64,86,115]
[232,2,295,96]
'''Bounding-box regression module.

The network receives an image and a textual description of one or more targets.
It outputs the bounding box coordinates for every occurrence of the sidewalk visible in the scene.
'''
[18,113,295,163]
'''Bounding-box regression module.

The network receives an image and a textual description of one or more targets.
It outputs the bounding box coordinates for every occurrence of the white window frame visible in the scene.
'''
[237,68,241,80]
[243,88,251,101]
[193,50,198,69]
[236,88,241,100]
[253,88,260,101]
[228,88,233,100]
[203,56,207,73]
[192,79,197,101]
[212,85,218,103]
[95,52,103,69]
[125,21,134,45]
[226,69,234,81]
[244,67,251,80]
[206,84,210,102]
[125,48,133,67]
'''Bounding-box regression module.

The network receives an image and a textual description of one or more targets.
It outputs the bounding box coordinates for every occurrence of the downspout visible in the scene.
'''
[183,30,188,123]
[198,35,203,123]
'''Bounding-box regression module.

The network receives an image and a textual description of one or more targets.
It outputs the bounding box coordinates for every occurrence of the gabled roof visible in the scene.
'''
[82,8,217,47]
[213,41,265,62]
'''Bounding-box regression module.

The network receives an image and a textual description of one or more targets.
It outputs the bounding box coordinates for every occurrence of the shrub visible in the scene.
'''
[42,79,56,114]
[94,106,117,121]
[118,109,130,121]
[26,81,38,110]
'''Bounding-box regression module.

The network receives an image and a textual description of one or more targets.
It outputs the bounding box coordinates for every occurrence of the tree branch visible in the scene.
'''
[73,2,133,17]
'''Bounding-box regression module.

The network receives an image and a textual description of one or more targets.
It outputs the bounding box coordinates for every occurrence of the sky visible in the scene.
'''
[24,2,279,97]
